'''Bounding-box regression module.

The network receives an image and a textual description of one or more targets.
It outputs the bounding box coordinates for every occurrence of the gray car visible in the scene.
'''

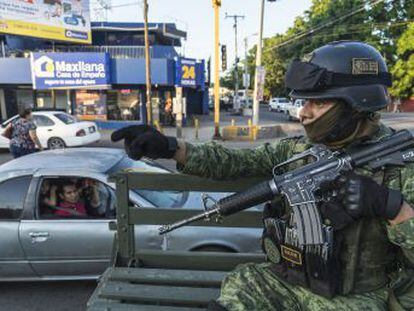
[0,148,262,281]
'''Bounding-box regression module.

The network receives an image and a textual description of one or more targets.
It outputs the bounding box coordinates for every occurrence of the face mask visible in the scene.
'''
[303,103,344,143]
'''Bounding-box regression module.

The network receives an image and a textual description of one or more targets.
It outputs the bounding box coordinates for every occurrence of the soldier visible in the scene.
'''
[111,41,414,310]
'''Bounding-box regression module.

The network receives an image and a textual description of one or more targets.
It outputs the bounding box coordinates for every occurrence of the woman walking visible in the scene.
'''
[6,108,43,158]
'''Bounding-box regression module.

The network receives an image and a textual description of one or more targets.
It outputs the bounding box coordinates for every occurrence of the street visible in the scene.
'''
[0,110,412,311]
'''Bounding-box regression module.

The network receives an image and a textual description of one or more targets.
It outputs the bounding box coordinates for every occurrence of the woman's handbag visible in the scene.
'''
[2,124,12,139]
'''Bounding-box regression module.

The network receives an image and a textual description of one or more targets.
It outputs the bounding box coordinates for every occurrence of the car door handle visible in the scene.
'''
[29,232,49,238]
[29,232,50,243]
[47,129,53,132]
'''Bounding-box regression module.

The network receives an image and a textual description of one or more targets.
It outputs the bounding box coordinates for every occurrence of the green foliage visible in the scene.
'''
[243,0,414,99]
[390,23,414,99]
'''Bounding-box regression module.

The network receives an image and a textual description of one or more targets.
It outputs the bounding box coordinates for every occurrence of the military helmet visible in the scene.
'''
[285,41,392,112]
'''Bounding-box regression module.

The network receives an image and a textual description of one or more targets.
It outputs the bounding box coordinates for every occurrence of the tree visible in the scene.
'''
[389,22,414,99]
[240,0,413,100]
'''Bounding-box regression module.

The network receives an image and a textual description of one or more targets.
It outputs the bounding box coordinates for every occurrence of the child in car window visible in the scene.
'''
[56,180,101,217]
[79,178,105,216]
[39,180,57,214]
[56,182,86,217]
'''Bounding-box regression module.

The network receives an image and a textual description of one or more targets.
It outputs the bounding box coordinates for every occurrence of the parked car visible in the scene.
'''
[268,97,291,112]
[286,99,305,121]
[240,97,253,109]
[0,111,100,150]
[208,97,233,111]
[0,148,262,281]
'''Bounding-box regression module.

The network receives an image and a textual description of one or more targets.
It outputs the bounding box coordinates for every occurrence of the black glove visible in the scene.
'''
[111,125,178,160]
[318,172,403,230]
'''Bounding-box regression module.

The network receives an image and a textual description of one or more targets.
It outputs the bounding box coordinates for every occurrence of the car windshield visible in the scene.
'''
[107,156,186,208]
[54,113,77,124]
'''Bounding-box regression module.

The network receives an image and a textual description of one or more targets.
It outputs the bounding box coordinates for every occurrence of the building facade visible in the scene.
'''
[0,22,208,128]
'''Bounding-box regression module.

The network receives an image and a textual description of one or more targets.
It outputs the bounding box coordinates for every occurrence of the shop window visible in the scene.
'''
[75,90,107,121]
[35,91,68,111]
[107,90,141,121]
[16,90,34,111]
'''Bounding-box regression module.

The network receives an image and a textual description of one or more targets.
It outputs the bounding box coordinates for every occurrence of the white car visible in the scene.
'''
[269,97,291,112]
[0,111,101,149]
[286,99,305,121]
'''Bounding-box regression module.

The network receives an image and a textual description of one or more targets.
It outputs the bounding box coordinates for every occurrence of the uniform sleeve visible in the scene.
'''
[386,165,414,266]
[177,138,302,180]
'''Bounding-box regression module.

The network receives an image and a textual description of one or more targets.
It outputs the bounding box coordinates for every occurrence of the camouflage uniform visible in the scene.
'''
[178,123,414,311]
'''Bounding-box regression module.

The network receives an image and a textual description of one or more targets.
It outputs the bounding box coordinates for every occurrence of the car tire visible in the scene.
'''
[47,137,66,149]
[192,245,236,253]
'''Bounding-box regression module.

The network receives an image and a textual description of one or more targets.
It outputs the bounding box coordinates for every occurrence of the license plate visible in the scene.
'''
[89,126,95,133]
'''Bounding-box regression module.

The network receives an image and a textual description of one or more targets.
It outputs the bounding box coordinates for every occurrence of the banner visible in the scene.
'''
[255,66,266,101]
[0,0,91,44]
[31,52,111,90]
[175,58,197,87]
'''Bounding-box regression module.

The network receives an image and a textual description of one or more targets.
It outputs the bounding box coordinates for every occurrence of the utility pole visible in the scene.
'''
[252,0,277,126]
[225,13,244,112]
[143,0,153,125]
[244,37,249,99]
[212,0,221,138]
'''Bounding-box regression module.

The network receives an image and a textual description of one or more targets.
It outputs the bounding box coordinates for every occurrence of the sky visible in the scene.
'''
[90,0,313,65]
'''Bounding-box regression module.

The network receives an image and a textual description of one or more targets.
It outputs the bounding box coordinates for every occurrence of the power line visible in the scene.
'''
[264,0,386,52]
[261,20,412,52]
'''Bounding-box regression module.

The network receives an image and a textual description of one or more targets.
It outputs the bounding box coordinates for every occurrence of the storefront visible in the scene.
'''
[0,53,207,128]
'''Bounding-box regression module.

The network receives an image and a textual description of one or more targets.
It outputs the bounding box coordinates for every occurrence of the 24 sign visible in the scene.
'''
[182,64,196,80]
[176,58,197,87]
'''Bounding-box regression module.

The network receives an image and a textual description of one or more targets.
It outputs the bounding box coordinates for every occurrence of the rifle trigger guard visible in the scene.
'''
[201,193,218,212]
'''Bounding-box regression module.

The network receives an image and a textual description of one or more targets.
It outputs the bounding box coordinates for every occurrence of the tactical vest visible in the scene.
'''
[262,135,402,297]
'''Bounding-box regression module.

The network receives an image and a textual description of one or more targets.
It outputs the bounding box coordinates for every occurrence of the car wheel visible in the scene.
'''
[47,137,66,149]
[192,245,236,253]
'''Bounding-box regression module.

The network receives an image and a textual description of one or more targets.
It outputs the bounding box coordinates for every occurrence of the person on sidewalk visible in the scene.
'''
[111,41,414,310]
[7,108,43,158]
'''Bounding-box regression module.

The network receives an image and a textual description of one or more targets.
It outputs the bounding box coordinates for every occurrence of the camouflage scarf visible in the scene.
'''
[304,104,380,149]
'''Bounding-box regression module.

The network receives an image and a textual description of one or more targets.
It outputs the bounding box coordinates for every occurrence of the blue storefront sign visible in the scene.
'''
[30,52,111,90]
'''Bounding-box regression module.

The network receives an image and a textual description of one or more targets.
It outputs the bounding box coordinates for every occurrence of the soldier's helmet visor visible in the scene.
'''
[285,59,392,92]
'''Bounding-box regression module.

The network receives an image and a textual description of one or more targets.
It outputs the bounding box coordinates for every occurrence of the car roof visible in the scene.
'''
[0,148,125,176]
[32,111,68,116]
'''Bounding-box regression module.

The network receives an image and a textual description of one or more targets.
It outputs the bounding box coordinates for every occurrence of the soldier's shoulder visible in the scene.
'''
[280,135,307,144]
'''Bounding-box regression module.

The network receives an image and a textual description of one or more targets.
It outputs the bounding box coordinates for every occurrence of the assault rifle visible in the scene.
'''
[159,130,414,245]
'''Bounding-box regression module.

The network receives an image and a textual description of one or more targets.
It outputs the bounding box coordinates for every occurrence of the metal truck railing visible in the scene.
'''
[87,170,265,310]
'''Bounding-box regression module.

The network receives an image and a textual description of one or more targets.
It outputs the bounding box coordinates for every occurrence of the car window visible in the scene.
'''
[0,176,31,219]
[33,115,55,127]
[54,113,76,125]
[278,98,289,103]
[107,156,187,208]
[38,177,115,220]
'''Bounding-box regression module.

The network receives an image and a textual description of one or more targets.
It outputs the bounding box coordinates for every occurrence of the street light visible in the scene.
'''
[252,0,277,126]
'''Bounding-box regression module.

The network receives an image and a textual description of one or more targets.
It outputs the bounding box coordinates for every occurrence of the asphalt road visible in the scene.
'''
[0,110,412,311]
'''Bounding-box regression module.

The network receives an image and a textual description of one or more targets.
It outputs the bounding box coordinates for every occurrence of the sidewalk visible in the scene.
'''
[99,111,414,149]
[101,109,305,148]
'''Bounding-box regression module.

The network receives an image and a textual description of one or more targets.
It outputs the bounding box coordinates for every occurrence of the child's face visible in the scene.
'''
[61,185,79,204]
[41,181,50,194]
